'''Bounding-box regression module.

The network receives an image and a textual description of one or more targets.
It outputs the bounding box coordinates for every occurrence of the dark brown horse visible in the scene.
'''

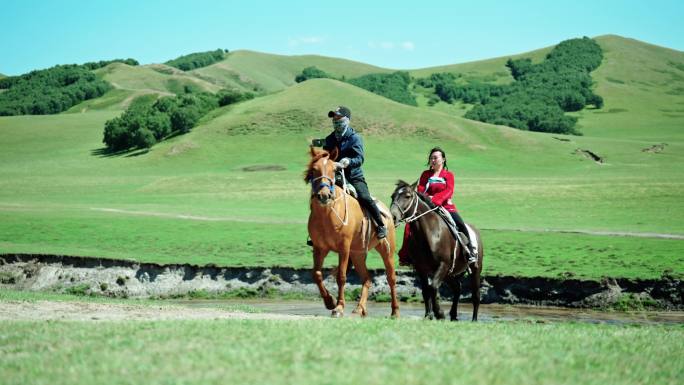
[305,147,399,318]
[389,180,483,321]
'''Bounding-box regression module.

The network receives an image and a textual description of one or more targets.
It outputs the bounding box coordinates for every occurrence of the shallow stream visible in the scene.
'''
[178,299,684,325]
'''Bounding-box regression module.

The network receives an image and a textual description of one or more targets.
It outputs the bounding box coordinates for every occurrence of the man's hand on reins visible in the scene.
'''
[335,158,350,169]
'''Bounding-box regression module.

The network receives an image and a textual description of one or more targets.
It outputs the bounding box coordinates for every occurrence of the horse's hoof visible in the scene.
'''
[424,314,434,320]
[352,306,367,317]
[390,311,400,319]
[323,296,335,310]
[331,309,344,318]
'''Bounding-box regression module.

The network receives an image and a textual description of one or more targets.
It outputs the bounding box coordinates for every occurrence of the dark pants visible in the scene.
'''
[449,211,468,235]
[349,177,385,227]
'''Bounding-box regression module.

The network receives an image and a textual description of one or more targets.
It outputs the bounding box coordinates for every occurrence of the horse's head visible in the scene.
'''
[304,146,339,206]
[390,179,418,226]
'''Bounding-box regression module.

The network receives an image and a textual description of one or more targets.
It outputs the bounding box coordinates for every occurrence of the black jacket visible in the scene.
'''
[323,127,364,180]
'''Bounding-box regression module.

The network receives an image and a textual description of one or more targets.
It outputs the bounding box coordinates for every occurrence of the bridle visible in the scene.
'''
[309,157,348,225]
[391,187,440,224]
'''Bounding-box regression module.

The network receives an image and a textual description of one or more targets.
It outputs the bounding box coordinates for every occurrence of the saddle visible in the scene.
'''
[436,207,479,258]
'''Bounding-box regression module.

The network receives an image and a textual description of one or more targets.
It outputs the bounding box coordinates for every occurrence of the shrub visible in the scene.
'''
[294,66,333,83]
[435,37,603,134]
[165,49,227,71]
[347,71,417,106]
[217,88,255,106]
[0,64,114,116]
[102,90,239,152]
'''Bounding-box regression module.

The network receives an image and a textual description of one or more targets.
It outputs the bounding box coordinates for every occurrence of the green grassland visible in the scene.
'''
[0,36,682,280]
[1,315,681,385]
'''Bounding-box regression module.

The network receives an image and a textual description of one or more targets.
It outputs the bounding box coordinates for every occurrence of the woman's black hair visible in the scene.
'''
[427,147,448,170]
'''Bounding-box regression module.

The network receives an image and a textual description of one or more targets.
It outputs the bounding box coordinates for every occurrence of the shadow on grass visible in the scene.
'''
[91,147,149,158]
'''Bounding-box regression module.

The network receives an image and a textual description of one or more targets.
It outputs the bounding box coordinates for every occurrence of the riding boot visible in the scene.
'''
[466,243,478,268]
[367,202,387,239]
[456,232,478,269]
[451,211,477,268]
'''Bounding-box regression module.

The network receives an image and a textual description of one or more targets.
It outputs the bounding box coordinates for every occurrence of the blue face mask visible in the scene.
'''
[333,117,349,139]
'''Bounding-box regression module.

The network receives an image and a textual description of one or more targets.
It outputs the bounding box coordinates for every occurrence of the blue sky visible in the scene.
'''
[2,0,682,75]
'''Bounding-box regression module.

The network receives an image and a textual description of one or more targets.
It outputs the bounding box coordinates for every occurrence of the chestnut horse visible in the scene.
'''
[304,147,399,318]
[389,180,483,321]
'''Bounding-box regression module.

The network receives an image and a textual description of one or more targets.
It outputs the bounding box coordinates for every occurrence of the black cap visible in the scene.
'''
[327,106,351,119]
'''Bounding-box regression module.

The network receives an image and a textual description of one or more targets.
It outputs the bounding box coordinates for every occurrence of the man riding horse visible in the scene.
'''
[313,106,387,239]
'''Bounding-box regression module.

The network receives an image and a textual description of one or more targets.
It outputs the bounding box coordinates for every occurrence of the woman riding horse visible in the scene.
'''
[390,169,484,321]
[398,147,477,268]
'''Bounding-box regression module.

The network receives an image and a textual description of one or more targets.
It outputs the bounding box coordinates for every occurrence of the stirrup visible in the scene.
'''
[467,254,478,269]
[376,225,387,239]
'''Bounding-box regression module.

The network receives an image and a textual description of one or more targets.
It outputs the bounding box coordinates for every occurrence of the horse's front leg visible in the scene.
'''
[446,275,462,321]
[350,253,371,317]
[430,261,450,320]
[417,272,435,319]
[470,259,481,322]
[332,243,352,318]
[312,247,335,310]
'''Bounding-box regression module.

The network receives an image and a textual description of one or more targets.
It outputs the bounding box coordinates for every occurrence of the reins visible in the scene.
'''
[310,163,349,226]
[392,189,440,224]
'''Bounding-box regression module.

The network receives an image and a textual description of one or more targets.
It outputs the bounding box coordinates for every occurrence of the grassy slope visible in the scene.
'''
[191,49,392,93]
[571,35,684,140]
[65,62,223,112]
[410,35,684,142]
[409,44,551,82]
[1,317,681,385]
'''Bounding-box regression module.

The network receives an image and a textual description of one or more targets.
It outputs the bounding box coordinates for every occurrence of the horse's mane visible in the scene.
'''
[303,149,330,183]
[417,192,438,209]
[393,179,437,209]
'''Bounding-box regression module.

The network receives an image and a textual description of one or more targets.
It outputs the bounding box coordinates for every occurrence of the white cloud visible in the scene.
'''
[288,36,326,47]
[401,41,415,51]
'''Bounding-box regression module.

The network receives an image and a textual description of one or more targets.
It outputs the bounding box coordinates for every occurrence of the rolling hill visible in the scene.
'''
[65,62,223,112]
[409,35,684,141]
[189,49,392,93]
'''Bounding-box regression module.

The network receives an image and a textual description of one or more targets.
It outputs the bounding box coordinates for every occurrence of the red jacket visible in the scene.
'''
[417,169,457,212]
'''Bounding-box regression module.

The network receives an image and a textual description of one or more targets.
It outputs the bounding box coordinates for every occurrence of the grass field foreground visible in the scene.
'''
[0,316,681,385]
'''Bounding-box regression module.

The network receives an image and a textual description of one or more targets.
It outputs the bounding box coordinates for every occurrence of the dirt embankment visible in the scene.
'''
[1,254,682,309]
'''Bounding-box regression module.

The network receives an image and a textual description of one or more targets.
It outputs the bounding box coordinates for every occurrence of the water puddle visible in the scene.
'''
[176,299,684,325]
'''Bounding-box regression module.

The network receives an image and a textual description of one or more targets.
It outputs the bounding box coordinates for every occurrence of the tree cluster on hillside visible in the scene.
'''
[102,87,253,151]
[295,66,333,83]
[347,71,417,106]
[165,49,228,71]
[419,37,604,134]
[0,63,118,116]
[415,72,460,88]
[294,66,417,106]
[82,58,139,70]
